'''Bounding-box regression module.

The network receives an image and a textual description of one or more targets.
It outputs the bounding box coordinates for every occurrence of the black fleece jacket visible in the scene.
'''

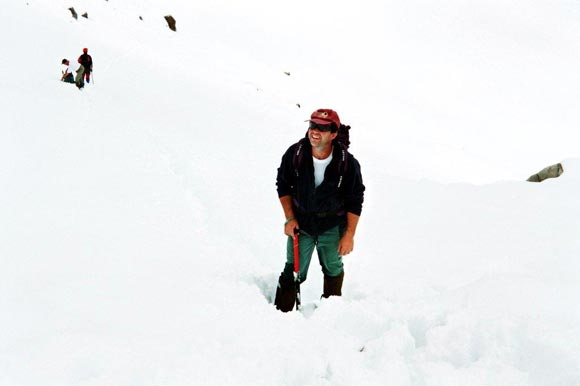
[276,138,365,236]
[77,53,93,72]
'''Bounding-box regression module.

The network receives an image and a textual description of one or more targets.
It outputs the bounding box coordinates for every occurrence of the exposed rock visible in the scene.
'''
[139,16,143,20]
[69,7,78,19]
[284,71,291,76]
[82,12,88,19]
[164,15,176,31]
[527,163,564,182]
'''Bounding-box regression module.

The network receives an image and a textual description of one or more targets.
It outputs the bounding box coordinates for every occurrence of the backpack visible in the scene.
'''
[335,124,351,150]
[78,54,92,69]
[292,124,351,188]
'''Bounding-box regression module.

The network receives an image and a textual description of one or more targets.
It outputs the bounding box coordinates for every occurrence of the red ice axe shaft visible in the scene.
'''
[293,231,301,310]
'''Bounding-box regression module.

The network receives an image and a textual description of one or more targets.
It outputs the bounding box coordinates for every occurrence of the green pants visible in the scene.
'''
[282,226,344,283]
[75,65,85,88]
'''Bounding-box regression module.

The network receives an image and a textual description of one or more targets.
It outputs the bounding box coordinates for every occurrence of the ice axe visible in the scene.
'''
[293,229,301,310]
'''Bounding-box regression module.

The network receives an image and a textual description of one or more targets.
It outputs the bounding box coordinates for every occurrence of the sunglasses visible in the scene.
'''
[308,121,335,132]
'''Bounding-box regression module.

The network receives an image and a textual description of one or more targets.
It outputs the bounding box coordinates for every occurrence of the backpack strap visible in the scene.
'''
[336,145,349,189]
[293,137,349,189]
[292,140,305,177]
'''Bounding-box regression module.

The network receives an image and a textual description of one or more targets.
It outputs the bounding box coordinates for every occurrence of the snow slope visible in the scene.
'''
[1,0,579,385]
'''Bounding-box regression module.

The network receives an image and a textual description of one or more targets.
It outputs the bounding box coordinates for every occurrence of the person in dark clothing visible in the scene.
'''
[77,48,93,84]
[274,108,365,312]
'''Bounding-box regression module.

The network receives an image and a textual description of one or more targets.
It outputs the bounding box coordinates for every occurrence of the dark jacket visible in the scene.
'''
[77,54,93,72]
[277,138,365,236]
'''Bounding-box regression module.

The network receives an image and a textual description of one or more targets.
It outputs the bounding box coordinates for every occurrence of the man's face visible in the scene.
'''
[308,124,337,149]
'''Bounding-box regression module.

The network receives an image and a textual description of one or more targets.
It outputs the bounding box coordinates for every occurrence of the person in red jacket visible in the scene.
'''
[77,48,93,84]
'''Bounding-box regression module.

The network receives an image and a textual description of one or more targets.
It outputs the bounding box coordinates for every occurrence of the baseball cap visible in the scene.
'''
[307,109,341,130]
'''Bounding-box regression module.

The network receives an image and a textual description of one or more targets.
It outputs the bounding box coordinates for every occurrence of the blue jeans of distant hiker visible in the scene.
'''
[282,226,344,283]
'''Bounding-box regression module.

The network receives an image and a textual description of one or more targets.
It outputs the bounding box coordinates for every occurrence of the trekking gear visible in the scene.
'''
[274,108,363,311]
[283,122,357,236]
[292,123,350,188]
[274,279,296,312]
[78,53,93,73]
[277,129,364,236]
[322,271,344,298]
[293,230,301,310]
[275,228,344,310]
[274,230,302,313]
[335,123,351,150]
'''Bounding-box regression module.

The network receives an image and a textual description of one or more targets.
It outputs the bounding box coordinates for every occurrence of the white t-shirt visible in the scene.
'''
[313,151,333,188]
[63,62,81,75]
[61,63,71,76]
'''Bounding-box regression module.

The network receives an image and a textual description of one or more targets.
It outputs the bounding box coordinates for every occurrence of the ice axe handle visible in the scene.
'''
[293,230,301,310]
[293,231,300,274]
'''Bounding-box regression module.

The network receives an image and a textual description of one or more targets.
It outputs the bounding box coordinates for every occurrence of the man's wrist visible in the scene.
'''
[343,230,355,238]
[284,217,295,225]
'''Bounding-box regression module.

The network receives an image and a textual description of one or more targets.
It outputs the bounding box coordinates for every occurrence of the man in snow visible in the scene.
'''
[60,59,75,83]
[274,108,365,312]
[77,47,93,84]
[61,59,84,89]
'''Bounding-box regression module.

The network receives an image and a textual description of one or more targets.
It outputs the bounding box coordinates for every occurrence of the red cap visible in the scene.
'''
[83,48,88,53]
[307,108,341,129]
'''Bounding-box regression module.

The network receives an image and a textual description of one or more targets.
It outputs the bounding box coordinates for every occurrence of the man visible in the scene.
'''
[60,59,75,83]
[274,108,365,312]
[61,59,84,89]
[77,48,93,84]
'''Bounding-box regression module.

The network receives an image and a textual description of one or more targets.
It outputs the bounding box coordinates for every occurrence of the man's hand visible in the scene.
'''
[338,233,354,256]
[284,218,299,237]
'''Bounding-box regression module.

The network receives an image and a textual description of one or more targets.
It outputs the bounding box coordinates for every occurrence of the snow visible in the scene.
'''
[1,0,580,385]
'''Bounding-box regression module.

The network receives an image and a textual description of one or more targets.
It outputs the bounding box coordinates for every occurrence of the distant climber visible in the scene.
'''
[77,48,93,84]
[60,59,75,83]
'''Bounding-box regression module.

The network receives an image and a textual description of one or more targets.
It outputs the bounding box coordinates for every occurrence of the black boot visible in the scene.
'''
[322,271,344,298]
[274,276,296,312]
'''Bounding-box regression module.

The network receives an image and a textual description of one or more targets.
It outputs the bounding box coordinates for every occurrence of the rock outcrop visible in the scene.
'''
[527,163,564,182]
[164,15,176,31]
